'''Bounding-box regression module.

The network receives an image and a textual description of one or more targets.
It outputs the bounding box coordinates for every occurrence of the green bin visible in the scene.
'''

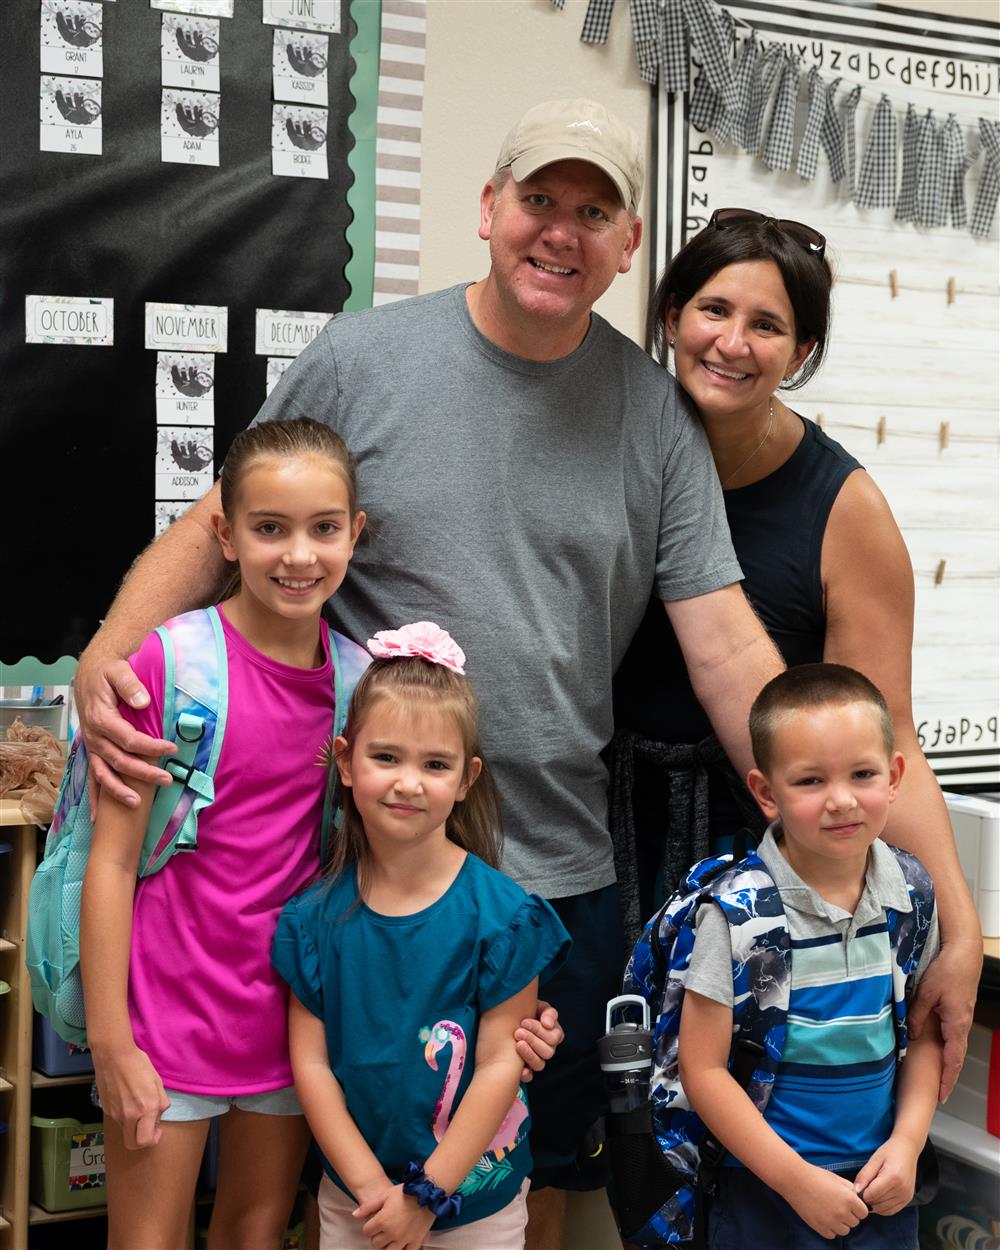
[30,1116,106,1212]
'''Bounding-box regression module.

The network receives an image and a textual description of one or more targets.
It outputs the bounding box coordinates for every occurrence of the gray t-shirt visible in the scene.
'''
[254,283,741,896]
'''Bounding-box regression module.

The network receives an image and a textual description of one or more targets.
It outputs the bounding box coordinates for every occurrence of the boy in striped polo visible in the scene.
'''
[678,664,942,1248]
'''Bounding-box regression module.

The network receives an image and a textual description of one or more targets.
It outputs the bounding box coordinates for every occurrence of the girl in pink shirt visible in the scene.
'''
[81,417,369,1250]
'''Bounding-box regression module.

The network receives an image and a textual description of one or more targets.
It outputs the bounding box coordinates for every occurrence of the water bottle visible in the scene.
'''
[598,994,652,1114]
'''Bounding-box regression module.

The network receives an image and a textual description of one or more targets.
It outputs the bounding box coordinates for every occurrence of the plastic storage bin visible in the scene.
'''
[33,1014,94,1077]
[30,1116,106,1212]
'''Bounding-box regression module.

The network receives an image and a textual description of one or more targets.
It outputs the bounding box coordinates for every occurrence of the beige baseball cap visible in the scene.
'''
[495,98,644,215]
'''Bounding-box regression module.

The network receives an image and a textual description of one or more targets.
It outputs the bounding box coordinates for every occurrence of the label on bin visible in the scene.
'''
[69,1131,105,1190]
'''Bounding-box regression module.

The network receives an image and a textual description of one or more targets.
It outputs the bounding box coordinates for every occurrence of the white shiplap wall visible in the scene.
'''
[657,1,1000,786]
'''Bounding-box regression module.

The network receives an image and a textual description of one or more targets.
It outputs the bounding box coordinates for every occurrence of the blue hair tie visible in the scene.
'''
[402,1161,463,1220]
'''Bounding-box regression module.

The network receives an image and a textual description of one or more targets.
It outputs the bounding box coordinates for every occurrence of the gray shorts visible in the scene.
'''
[160,1085,303,1122]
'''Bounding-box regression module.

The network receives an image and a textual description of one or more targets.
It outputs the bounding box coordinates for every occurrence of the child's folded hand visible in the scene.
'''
[853,1136,919,1216]
[360,1183,436,1250]
[783,1161,869,1238]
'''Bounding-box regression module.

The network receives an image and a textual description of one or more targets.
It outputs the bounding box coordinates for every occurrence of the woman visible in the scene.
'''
[611,208,979,1097]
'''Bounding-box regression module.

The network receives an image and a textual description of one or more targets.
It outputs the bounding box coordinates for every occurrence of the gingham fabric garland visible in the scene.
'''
[580,0,611,42]
[840,83,863,201]
[819,76,847,185]
[716,25,757,146]
[938,114,968,229]
[688,6,737,133]
[796,65,826,181]
[894,103,921,223]
[682,0,737,114]
[914,109,943,229]
[855,93,898,209]
[631,0,664,84]
[690,60,724,133]
[970,118,1000,239]
[761,48,799,171]
[741,40,782,155]
[580,0,688,91]
[551,0,996,238]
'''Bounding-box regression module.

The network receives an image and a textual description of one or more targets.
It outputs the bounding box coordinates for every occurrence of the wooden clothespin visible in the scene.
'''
[934,559,946,586]
[939,421,950,451]
[889,270,899,299]
[947,277,956,305]
[877,415,887,445]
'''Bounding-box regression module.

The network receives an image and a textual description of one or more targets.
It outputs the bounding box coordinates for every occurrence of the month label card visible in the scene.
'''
[26,295,113,345]
[161,14,220,92]
[262,0,340,34]
[40,75,102,155]
[145,302,228,352]
[272,103,328,179]
[161,88,220,166]
[151,0,233,17]
[255,309,331,356]
[41,1,104,78]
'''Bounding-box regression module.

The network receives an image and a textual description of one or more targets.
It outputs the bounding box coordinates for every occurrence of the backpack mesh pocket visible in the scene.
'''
[607,1105,686,1240]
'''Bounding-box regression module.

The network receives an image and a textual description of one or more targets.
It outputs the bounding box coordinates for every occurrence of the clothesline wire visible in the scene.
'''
[816,421,998,445]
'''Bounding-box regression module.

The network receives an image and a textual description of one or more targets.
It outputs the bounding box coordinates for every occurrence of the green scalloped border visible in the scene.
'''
[343,0,382,312]
[0,657,78,685]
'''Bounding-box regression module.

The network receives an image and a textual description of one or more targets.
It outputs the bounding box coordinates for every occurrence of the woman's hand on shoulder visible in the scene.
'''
[514,999,563,1083]
[91,1041,170,1149]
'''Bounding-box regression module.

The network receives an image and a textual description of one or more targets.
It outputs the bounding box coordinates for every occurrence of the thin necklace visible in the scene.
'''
[721,397,774,489]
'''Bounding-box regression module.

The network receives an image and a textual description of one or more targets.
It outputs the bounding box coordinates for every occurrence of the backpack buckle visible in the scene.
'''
[166,714,207,787]
[165,756,199,787]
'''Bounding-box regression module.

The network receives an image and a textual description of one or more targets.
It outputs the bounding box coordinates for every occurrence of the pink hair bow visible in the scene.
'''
[366,621,467,675]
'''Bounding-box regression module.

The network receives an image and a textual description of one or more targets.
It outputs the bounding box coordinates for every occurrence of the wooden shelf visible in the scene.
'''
[29,1202,106,1225]
[30,1071,94,1089]
[0,803,36,1248]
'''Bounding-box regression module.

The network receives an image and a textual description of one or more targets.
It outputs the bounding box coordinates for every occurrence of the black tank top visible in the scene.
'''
[613,416,863,744]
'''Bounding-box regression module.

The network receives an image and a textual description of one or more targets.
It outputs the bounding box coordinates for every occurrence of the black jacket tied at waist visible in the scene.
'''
[608,729,764,958]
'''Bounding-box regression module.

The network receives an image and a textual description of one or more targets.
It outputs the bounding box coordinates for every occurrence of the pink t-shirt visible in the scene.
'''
[122,607,334,1094]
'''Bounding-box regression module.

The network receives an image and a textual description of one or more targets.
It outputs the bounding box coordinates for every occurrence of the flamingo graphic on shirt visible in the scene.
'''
[419,1019,529,1193]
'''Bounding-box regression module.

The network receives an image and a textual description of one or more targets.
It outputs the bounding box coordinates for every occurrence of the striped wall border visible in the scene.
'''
[373,0,425,306]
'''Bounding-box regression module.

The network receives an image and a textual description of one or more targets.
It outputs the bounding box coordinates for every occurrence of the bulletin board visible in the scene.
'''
[0,0,382,666]
[654,0,1000,789]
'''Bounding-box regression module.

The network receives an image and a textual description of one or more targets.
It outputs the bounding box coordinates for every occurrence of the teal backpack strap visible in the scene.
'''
[141,607,228,876]
[319,628,372,864]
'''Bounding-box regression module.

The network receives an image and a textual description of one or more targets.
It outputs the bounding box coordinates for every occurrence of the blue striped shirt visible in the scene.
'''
[685,829,939,1170]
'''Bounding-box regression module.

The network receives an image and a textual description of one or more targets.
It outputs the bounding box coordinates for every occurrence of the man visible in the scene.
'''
[75,100,782,1248]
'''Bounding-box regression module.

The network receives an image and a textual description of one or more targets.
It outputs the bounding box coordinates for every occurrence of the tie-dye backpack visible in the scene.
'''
[606,845,935,1248]
[26,606,369,1046]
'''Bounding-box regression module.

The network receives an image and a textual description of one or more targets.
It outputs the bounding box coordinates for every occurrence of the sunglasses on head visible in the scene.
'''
[708,208,826,261]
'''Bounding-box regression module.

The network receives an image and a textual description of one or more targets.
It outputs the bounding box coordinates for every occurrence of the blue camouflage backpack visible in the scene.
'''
[605,844,936,1249]
[26,605,371,1046]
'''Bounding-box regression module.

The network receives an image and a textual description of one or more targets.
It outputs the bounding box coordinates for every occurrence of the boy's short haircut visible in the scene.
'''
[749,662,895,773]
